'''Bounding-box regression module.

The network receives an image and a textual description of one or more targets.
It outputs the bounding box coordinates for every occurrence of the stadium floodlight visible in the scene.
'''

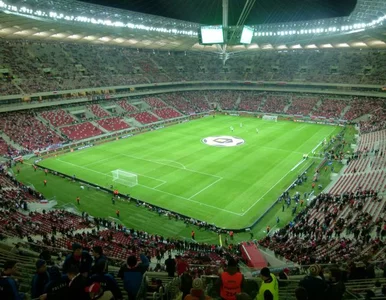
[111,170,138,187]
[0,0,198,36]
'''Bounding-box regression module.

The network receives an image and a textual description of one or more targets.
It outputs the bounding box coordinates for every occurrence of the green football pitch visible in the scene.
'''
[37,115,341,229]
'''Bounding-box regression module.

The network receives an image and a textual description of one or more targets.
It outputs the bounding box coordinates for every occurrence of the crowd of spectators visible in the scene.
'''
[360,109,386,133]
[0,90,383,156]
[343,98,385,121]
[312,98,349,119]
[286,96,319,116]
[4,41,386,95]
[0,112,63,151]
[259,190,385,265]
[238,92,265,112]
[259,95,289,114]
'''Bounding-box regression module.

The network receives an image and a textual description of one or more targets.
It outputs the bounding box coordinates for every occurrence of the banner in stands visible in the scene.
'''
[294,119,344,126]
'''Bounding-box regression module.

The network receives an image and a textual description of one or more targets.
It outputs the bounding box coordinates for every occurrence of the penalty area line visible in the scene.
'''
[188,177,223,200]
[56,158,240,216]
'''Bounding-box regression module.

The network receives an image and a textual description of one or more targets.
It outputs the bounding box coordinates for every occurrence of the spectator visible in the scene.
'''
[89,261,122,300]
[176,255,189,276]
[256,267,279,300]
[84,282,114,300]
[218,257,245,300]
[325,268,346,300]
[299,264,327,300]
[66,265,88,300]
[91,246,108,274]
[118,254,149,300]
[31,259,50,299]
[295,287,308,300]
[180,271,194,300]
[278,268,289,287]
[62,243,93,277]
[184,278,211,300]
[0,260,24,300]
[165,255,176,277]
[41,266,68,300]
[236,293,252,300]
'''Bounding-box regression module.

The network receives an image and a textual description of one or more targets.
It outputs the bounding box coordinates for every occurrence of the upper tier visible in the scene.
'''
[1,40,386,96]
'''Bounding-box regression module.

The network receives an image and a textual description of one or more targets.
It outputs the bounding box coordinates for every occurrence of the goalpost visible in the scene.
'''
[262,115,278,122]
[111,170,138,187]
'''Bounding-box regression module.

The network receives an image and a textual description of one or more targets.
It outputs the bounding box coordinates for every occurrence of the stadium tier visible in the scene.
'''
[2,41,386,94]
[0,92,383,152]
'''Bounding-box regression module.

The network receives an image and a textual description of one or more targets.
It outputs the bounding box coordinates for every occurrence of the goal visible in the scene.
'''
[111,170,138,187]
[262,115,278,122]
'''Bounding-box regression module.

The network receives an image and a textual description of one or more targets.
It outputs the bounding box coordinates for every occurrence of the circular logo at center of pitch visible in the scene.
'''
[202,136,245,147]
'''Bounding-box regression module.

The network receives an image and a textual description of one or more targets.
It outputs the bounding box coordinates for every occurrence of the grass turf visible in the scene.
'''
[34,115,341,229]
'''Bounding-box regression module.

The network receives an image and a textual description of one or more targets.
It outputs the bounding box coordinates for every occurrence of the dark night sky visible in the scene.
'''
[80,0,357,25]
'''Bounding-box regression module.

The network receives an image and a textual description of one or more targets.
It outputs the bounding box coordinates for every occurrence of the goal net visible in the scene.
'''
[111,170,138,187]
[262,115,278,122]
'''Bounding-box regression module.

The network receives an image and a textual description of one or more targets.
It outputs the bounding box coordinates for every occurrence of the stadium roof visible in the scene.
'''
[0,0,386,51]
[79,0,356,25]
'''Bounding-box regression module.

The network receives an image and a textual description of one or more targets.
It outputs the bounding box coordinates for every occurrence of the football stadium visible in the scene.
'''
[0,0,386,299]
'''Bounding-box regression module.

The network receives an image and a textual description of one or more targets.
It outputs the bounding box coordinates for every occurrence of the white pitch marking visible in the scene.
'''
[188,177,222,200]
[55,158,239,215]
[241,161,311,216]
[295,124,307,131]
[290,159,306,171]
[154,159,187,169]
[310,128,337,154]
[120,153,222,179]
[83,154,121,167]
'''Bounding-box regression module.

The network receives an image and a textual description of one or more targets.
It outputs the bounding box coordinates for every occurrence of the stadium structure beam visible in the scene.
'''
[222,0,229,29]
[220,0,229,54]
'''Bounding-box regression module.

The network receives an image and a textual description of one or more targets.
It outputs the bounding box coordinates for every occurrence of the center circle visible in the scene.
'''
[202,136,245,147]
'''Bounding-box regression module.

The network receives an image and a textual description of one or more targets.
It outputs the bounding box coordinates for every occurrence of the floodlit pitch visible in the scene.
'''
[38,115,341,228]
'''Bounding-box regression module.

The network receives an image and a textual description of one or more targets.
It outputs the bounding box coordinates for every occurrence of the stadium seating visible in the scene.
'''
[41,109,76,127]
[0,112,63,151]
[96,117,130,131]
[0,137,18,157]
[143,97,167,108]
[259,95,289,114]
[153,108,182,119]
[130,112,159,124]
[286,96,319,116]
[88,104,110,118]
[215,91,239,110]
[343,98,385,121]
[118,99,138,112]
[259,190,386,265]
[3,40,386,95]
[161,93,196,114]
[238,93,265,112]
[313,98,349,119]
[360,109,386,133]
[182,92,211,112]
[60,122,104,140]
